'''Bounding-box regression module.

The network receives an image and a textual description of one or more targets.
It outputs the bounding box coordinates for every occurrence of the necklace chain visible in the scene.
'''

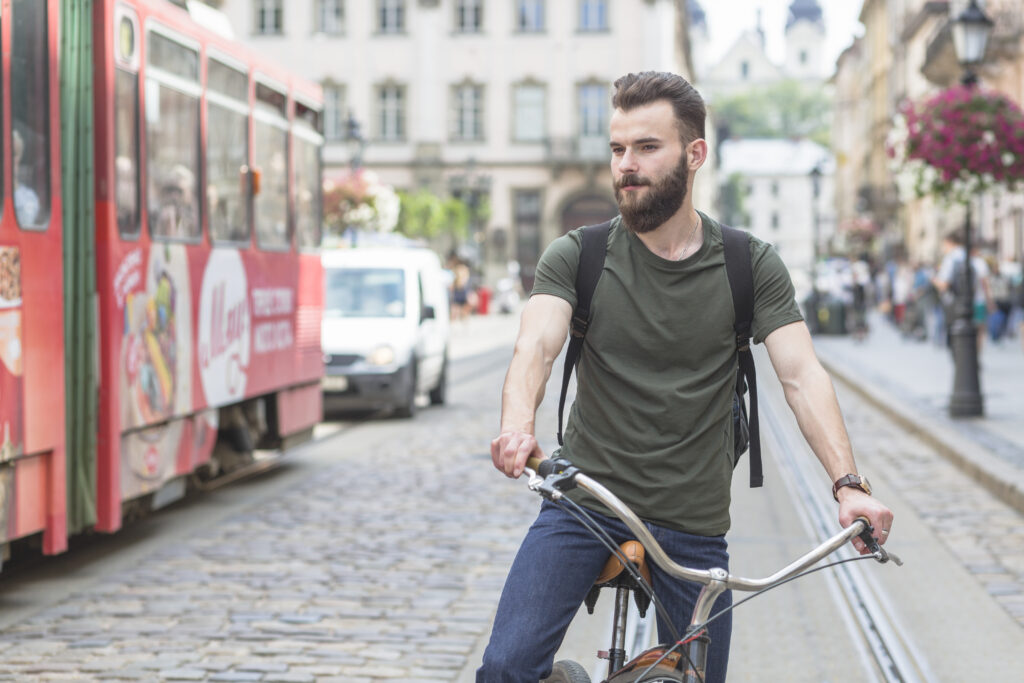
[678,214,701,261]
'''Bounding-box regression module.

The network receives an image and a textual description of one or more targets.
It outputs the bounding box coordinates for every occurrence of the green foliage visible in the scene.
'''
[395,190,471,240]
[713,79,831,146]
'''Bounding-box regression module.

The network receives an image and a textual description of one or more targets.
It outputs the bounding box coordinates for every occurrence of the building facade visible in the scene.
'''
[834,0,1024,267]
[214,0,693,288]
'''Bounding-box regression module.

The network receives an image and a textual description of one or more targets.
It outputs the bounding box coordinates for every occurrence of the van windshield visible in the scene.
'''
[325,268,406,318]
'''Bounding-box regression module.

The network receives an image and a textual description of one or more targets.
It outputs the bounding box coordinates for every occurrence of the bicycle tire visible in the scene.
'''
[542,659,591,683]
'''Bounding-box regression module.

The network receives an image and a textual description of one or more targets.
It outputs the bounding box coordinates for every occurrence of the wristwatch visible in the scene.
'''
[832,474,871,501]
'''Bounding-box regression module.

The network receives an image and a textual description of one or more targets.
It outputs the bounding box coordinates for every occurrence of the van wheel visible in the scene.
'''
[429,358,448,405]
[394,361,417,418]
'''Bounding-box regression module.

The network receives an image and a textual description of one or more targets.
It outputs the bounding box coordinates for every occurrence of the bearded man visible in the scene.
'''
[477,72,893,683]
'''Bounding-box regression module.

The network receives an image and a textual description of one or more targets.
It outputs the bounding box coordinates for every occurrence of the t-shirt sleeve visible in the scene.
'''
[749,238,804,344]
[530,229,583,309]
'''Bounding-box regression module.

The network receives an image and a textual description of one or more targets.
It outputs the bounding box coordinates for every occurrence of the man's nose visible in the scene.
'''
[617,148,639,172]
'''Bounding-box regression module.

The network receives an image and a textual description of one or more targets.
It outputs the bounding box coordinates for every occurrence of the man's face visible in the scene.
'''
[609,101,691,234]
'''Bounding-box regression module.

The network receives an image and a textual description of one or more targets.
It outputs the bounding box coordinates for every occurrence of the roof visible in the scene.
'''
[787,0,824,30]
[718,138,834,177]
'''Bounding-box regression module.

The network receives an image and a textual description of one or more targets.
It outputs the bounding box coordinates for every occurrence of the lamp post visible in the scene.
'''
[345,110,366,171]
[948,0,993,417]
[450,158,491,274]
[809,164,822,334]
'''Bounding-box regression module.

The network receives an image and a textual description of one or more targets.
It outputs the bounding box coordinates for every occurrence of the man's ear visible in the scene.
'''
[688,139,708,171]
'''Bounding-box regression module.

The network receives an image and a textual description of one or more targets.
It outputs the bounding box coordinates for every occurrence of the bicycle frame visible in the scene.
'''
[526,458,898,682]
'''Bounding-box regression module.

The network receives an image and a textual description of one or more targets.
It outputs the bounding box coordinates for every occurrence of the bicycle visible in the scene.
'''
[524,457,902,683]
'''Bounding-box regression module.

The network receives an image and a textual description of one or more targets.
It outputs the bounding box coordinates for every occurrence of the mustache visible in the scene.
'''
[616,174,650,189]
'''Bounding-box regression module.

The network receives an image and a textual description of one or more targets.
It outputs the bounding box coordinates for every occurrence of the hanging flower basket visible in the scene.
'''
[322,168,400,241]
[887,85,1024,204]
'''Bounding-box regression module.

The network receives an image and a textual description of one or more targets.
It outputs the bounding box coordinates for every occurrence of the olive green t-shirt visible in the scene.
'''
[532,213,802,536]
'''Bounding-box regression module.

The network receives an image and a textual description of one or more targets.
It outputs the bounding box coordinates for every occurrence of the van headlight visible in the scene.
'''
[367,345,396,366]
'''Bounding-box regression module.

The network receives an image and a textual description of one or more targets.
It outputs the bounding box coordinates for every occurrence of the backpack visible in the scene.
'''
[556,220,763,488]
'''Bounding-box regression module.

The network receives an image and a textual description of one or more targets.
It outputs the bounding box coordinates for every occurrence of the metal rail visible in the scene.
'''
[759,378,935,683]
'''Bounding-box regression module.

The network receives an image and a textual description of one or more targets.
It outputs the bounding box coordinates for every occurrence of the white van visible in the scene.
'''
[320,247,451,417]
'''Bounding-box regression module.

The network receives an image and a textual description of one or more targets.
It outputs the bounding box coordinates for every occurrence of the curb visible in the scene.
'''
[820,357,1024,517]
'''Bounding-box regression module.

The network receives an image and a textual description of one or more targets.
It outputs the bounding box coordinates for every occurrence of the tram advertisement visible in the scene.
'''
[0,246,24,544]
[114,246,300,498]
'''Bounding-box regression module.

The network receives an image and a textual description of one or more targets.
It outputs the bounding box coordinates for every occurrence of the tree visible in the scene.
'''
[712,79,832,146]
[394,190,471,242]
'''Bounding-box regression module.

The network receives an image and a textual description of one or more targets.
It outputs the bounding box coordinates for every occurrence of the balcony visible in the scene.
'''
[545,136,610,170]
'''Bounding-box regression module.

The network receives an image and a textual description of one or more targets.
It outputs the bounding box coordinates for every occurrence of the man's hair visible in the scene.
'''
[611,71,706,143]
[944,230,964,246]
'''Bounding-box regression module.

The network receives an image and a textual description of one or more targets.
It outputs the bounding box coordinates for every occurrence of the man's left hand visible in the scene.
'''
[837,488,894,554]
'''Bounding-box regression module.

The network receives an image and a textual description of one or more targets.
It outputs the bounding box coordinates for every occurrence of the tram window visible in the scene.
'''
[253,117,289,249]
[115,68,141,238]
[145,34,201,241]
[11,0,52,230]
[207,60,250,245]
[148,32,199,81]
[293,135,322,249]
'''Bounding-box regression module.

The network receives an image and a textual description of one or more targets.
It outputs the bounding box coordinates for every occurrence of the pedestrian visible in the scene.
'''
[932,232,991,352]
[479,71,894,683]
[848,254,871,341]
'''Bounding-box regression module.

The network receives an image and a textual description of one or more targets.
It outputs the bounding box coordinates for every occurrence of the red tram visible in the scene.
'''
[0,0,324,564]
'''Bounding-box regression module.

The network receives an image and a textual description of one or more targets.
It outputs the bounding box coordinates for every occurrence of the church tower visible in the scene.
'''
[784,0,826,81]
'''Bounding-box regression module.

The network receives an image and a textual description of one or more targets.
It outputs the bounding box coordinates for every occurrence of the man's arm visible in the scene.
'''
[763,321,894,549]
[490,294,573,478]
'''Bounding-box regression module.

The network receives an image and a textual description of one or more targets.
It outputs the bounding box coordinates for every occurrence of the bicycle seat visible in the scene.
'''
[594,540,651,586]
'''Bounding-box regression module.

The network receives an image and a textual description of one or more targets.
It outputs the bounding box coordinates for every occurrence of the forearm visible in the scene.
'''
[499,341,555,434]
[779,359,857,481]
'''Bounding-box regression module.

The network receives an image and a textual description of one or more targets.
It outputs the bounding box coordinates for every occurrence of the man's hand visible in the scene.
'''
[490,431,545,479]
[837,488,894,554]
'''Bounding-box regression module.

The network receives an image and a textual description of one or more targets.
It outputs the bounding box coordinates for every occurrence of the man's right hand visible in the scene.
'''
[490,431,545,479]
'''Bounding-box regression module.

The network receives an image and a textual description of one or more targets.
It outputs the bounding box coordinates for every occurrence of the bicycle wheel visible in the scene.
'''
[542,659,591,683]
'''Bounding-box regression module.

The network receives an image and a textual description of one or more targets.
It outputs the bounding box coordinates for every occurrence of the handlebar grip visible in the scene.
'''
[526,457,557,477]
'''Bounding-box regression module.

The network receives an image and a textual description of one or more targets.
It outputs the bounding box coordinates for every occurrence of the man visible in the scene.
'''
[479,72,893,683]
[933,231,991,350]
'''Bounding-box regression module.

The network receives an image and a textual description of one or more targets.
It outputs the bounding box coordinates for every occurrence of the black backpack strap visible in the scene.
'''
[721,226,762,488]
[557,220,611,446]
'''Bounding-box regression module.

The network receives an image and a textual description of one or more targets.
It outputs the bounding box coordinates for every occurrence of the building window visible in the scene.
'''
[254,0,283,35]
[771,212,779,230]
[800,49,808,65]
[323,83,346,141]
[456,0,483,33]
[740,60,749,79]
[770,181,778,197]
[514,189,543,291]
[451,83,484,142]
[378,0,405,34]
[513,84,546,142]
[316,0,344,35]
[377,83,406,141]
[578,83,609,159]
[517,0,545,33]
[579,0,607,32]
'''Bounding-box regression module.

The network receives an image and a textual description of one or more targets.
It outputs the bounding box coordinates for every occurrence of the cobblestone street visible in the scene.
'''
[1,317,1023,681]
[0,346,535,682]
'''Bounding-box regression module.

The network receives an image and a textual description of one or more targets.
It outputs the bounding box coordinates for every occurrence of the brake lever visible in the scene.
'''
[856,523,903,567]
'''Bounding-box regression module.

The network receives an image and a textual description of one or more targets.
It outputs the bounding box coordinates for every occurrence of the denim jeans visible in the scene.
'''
[477,500,732,683]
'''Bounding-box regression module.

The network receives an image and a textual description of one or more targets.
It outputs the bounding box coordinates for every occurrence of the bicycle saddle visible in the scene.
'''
[585,541,653,618]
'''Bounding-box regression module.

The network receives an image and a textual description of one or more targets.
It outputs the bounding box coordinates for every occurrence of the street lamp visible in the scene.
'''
[345,110,366,170]
[450,158,491,272]
[948,0,993,417]
[809,164,822,334]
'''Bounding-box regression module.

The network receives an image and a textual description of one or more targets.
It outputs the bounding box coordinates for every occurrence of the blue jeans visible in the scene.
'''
[477,501,732,682]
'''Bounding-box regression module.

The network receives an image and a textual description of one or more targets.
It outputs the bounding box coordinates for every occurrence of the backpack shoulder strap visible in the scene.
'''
[721,225,763,488]
[557,220,611,446]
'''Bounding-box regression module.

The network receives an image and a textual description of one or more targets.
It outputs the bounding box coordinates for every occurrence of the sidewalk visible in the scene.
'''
[812,312,1024,514]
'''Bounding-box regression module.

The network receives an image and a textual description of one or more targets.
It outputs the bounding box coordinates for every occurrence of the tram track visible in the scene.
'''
[758,374,936,683]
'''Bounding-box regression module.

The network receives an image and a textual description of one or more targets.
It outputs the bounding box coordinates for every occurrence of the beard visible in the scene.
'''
[614,155,690,234]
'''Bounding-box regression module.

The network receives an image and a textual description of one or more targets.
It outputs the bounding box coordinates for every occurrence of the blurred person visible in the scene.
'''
[933,232,991,351]
[12,130,39,226]
[450,262,474,320]
[153,164,197,238]
[848,255,871,341]
[987,257,1012,342]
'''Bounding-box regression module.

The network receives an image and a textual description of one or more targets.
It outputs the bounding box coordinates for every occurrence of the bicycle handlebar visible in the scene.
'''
[523,456,898,595]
